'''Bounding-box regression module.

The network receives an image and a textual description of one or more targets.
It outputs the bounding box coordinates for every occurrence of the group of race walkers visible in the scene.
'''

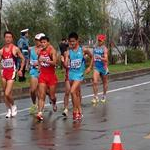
[0,30,109,122]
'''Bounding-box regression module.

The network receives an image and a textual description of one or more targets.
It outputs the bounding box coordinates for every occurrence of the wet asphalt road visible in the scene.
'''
[1,74,150,150]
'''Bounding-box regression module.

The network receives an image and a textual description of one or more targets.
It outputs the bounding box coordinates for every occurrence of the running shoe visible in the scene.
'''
[11,105,17,117]
[91,97,99,104]
[101,95,106,103]
[36,112,43,121]
[29,104,37,115]
[62,108,68,117]
[73,112,78,121]
[77,112,83,120]
[6,109,11,118]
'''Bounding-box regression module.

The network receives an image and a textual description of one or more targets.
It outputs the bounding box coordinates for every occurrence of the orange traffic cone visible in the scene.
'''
[110,131,125,150]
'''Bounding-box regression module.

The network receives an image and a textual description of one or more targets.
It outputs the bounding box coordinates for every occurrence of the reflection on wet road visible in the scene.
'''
[1,74,150,149]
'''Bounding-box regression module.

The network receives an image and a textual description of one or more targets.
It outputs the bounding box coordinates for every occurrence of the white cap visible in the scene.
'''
[35,33,45,40]
[21,28,29,33]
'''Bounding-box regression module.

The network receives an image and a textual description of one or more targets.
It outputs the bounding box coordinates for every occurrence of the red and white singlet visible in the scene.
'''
[1,44,16,80]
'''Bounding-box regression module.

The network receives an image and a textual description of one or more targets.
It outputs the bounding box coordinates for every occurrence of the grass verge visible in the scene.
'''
[1,60,150,88]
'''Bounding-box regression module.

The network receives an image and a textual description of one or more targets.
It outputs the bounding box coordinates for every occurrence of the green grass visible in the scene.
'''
[109,60,150,73]
[1,60,150,89]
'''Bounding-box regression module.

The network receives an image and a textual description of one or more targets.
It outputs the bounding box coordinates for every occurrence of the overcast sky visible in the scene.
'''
[108,0,133,23]
[3,0,133,23]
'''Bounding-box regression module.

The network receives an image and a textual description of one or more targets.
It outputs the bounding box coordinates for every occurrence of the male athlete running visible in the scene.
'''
[64,32,93,121]
[36,36,58,121]
[29,33,45,114]
[0,31,25,118]
[91,34,109,104]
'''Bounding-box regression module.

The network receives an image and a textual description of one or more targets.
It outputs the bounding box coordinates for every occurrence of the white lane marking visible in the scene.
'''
[82,81,150,98]
[1,81,150,117]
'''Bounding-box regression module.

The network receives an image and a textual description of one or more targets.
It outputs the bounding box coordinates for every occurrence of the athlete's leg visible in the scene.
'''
[3,79,14,107]
[3,79,17,117]
[48,85,57,112]
[101,74,108,101]
[30,77,38,105]
[76,84,82,113]
[1,78,10,108]
[92,69,100,103]
[46,88,51,104]
[2,78,12,118]
[64,80,70,109]
[70,81,74,108]
[70,81,81,120]
[29,77,38,114]
[62,80,70,116]
[37,83,47,112]
[76,84,83,120]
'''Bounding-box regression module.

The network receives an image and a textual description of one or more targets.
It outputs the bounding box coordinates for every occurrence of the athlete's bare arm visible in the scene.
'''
[15,47,25,76]
[83,47,93,74]
[61,51,68,69]
[37,49,42,69]
[48,46,57,66]
[100,47,108,62]
[64,50,69,68]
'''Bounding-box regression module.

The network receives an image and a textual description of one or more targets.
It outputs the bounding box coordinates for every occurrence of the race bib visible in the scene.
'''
[40,56,50,67]
[30,60,38,65]
[70,59,82,69]
[30,60,38,69]
[94,54,102,62]
[2,58,14,68]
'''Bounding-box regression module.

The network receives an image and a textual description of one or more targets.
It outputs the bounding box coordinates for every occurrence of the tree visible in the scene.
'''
[141,0,150,58]
[54,0,110,41]
[3,0,58,45]
[123,0,143,48]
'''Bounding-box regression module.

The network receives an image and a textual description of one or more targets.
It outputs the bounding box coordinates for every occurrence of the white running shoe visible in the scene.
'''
[62,108,68,117]
[6,109,11,118]
[101,95,106,103]
[37,112,44,121]
[91,97,99,104]
[11,105,17,117]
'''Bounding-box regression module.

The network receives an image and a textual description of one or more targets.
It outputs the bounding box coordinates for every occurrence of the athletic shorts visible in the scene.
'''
[38,73,58,86]
[22,50,29,60]
[94,67,109,76]
[30,68,39,78]
[69,71,84,81]
[1,69,16,80]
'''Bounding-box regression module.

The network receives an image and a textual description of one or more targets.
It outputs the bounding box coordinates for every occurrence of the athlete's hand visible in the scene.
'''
[61,56,65,62]
[18,70,23,77]
[33,61,38,67]
[85,67,91,74]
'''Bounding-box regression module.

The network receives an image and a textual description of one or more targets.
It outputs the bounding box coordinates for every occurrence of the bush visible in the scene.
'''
[125,48,146,63]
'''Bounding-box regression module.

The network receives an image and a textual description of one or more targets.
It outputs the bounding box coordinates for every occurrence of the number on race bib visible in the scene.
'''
[2,58,14,68]
[94,54,102,62]
[40,56,50,67]
[70,59,82,69]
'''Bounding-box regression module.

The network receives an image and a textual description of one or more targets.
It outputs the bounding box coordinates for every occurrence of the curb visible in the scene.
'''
[1,67,150,102]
